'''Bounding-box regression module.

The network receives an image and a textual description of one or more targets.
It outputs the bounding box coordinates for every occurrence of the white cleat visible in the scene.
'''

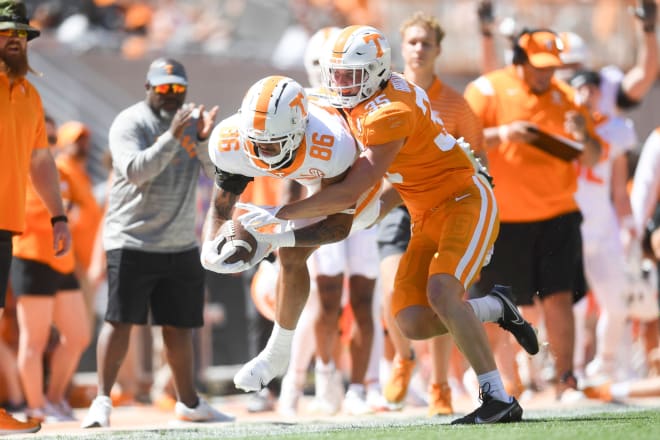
[310,368,343,415]
[234,353,288,392]
[81,396,112,428]
[278,374,302,417]
[174,398,235,422]
[343,389,374,416]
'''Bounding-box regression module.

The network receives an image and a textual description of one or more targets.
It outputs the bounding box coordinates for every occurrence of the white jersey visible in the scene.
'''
[575,115,637,241]
[207,102,381,231]
[631,128,660,234]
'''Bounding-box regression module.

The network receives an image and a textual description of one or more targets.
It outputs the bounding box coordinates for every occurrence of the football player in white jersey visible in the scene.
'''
[200,75,382,394]
[570,70,639,381]
[305,26,384,416]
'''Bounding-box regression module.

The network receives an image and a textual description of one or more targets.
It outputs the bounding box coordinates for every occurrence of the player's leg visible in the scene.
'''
[234,246,317,392]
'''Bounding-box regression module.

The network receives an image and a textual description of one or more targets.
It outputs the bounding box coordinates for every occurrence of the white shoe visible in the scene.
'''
[278,375,302,417]
[585,357,616,382]
[174,398,235,423]
[234,352,288,392]
[246,388,275,413]
[366,387,394,412]
[343,388,374,416]
[46,400,76,422]
[81,396,112,428]
[310,367,343,415]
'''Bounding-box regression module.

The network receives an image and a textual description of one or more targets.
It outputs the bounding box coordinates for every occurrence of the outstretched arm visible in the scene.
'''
[277,139,402,220]
[620,0,658,104]
[30,148,71,256]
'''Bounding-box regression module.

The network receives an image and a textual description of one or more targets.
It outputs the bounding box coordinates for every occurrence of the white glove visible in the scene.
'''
[200,235,241,273]
[236,202,287,231]
[200,234,274,274]
[248,224,296,249]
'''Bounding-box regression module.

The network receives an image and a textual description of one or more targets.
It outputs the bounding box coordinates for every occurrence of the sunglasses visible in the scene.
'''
[152,84,187,94]
[0,29,28,38]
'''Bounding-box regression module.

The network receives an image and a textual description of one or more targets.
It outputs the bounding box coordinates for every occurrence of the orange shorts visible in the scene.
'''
[390,176,499,317]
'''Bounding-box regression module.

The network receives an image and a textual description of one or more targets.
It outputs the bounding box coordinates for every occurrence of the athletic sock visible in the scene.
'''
[477,370,512,403]
[264,323,294,365]
[468,296,504,322]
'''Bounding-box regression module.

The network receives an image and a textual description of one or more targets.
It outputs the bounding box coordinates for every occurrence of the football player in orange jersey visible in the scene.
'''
[379,11,489,416]
[238,25,540,424]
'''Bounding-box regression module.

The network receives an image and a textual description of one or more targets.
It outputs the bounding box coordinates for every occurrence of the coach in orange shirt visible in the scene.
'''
[464,28,602,399]
[0,1,71,433]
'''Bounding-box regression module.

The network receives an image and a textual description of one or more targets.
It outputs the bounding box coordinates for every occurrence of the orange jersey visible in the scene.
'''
[12,155,85,273]
[0,74,48,233]
[464,66,594,222]
[344,72,477,219]
[427,77,484,152]
[57,155,103,269]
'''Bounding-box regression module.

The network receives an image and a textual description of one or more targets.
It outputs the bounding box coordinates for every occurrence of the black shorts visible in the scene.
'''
[0,230,12,308]
[105,248,204,328]
[377,206,411,260]
[473,211,586,306]
[10,257,79,296]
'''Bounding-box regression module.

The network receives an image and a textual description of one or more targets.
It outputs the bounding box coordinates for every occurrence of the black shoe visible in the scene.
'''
[489,285,539,355]
[451,386,523,424]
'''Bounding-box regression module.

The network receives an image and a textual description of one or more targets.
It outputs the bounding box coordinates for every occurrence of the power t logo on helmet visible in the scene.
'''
[320,25,392,108]
[238,76,309,170]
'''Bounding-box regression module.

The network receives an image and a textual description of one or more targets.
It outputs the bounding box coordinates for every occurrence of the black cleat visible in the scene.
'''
[451,385,523,425]
[489,285,539,355]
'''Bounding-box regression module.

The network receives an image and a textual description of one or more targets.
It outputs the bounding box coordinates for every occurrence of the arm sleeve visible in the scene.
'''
[215,167,254,195]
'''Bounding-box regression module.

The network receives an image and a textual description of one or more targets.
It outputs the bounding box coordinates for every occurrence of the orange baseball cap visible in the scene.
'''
[57,121,89,147]
[518,30,564,68]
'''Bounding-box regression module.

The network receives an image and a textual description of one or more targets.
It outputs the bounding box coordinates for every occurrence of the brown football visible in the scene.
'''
[217,220,258,265]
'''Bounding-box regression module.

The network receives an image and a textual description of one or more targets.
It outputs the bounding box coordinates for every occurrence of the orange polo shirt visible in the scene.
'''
[0,73,48,233]
[464,66,596,222]
[427,77,484,152]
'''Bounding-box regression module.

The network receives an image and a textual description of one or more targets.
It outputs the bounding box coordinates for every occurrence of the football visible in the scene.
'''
[216,220,258,265]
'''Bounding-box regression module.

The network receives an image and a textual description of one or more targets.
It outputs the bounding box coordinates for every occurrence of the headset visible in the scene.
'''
[511,28,562,65]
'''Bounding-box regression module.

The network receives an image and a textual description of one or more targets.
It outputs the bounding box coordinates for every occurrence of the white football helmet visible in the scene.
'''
[319,25,392,108]
[559,31,589,66]
[304,26,341,88]
[239,75,309,170]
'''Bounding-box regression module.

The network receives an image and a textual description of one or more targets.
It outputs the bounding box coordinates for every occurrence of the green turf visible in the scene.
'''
[42,407,660,440]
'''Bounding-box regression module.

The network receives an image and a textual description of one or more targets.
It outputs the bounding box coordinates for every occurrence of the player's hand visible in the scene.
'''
[249,226,296,249]
[170,103,195,139]
[477,1,495,35]
[236,203,287,231]
[200,235,234,271]
[564,111,588,142]
[53,221,71,257]
[631,0,657,32]
[196,104,220,141]
[499,121,538,143]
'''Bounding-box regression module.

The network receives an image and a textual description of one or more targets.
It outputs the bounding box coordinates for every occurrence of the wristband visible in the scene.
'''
[50,215,68,226]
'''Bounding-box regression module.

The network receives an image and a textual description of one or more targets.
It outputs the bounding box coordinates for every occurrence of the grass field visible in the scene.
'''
[33,404,660,440]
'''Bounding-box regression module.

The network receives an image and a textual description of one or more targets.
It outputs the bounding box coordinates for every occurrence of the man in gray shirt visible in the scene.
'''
[82,57,233,427]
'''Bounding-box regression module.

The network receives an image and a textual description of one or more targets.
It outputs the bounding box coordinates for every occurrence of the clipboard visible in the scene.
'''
[526,126,584,161]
